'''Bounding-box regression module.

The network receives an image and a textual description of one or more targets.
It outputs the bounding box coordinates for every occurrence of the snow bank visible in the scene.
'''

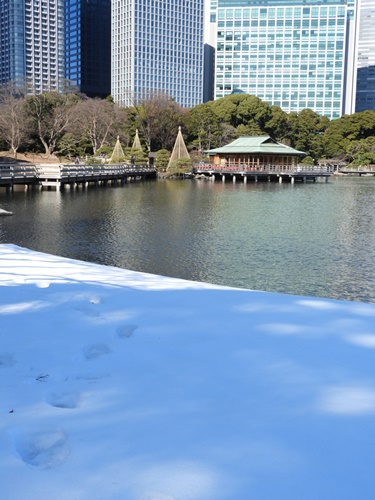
[1,244,375,500]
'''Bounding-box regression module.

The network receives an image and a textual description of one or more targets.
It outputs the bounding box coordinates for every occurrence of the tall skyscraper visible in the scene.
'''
[65,0,111,98]
[206,0,358,119]
[0,0,65,93]
[111,0,204,108]
[356,0,375,112]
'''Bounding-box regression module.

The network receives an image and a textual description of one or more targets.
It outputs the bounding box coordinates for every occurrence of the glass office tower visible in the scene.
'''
[112,0,204,108]
[356,0,375,112]
[65,0,111,98]
[212,0,358,119]
[0,0,65,93]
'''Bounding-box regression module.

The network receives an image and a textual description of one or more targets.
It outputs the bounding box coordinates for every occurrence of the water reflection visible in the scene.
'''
[1,177,375,302]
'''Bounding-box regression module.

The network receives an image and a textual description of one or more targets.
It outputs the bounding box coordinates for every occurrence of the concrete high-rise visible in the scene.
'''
[65,0,111,98]
[111,0,204,108]
[206,0,358,119]
[0,0,65,93]
[203,0,218,102]
[356,0,375,112]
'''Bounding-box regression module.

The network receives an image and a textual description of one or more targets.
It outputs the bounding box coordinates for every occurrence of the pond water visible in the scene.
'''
[1,175,375,303]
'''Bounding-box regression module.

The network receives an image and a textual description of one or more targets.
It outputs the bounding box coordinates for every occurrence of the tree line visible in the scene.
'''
[1,83,375,168]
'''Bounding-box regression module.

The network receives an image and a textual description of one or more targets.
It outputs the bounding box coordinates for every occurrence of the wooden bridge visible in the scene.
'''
[0,163,157,191]
[339,167,375,176]
[193,164,333,183]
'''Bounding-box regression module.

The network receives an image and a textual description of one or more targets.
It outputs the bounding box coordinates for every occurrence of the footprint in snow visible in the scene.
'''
[116,324,138,339]
[82,344,112,360]
[0,353,16,368]
[46,391,81,409]
[14,427,69,468]
[73,305,100,317]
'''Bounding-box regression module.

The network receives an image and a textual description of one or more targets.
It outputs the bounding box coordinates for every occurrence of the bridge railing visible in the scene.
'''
[0,164,39,179]
[60,164,155,177]
[0,163,156,183]
[340,166,375,172]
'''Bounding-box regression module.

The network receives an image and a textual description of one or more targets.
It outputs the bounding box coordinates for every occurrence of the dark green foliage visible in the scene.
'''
[345,137,375,165]
[186,103,220,152]
[264,106,290,141]
[169,157,193,168]
[154,149,170,171]
[167,157,193,176]
[95,145,113,159]
[323,111,375,160]
[56,133,81,160]
[209,94,247,128]
[300,155,314,166]
[122,147,148,165]
[285,109,327,161]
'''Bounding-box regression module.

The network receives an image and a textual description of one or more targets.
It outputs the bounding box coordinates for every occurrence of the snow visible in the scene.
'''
[0,208,13,216]
[1,243,375,499]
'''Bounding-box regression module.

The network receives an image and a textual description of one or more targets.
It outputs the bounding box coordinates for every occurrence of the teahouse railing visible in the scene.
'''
[194,163,334,174]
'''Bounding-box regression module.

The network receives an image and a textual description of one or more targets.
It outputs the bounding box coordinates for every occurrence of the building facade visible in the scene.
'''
[203,0,218,102]
[111,0,204,108]
[65,0,111,98]
[0,0,65,93]
[207,0,358,119]
[0,0,25,86]
[356,0,375,112]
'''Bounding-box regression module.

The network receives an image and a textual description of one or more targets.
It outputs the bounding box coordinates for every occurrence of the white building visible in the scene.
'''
[356,0,375,112]
[111,0,204,109]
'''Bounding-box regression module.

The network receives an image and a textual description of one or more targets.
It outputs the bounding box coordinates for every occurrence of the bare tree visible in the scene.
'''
[27,92,80,156]
[71,98,121,154]
[0,84,32,158]
[134,91,185,151]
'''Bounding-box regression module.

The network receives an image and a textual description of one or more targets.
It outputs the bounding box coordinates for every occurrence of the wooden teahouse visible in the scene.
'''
[206,136,305,170]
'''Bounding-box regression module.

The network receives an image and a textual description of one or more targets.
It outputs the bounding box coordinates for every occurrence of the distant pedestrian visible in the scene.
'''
[75,157,79,165]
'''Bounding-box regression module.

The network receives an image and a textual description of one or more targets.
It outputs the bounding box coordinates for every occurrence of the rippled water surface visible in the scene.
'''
[1,176,375,302]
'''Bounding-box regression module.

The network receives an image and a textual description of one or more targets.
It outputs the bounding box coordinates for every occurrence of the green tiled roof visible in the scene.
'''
[206,136,306,156]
